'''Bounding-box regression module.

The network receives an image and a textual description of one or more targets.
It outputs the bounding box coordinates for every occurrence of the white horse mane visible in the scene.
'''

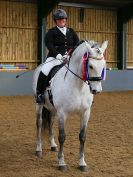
[71,40,100,58]
[72,41,87,57]
[87,40,100,48]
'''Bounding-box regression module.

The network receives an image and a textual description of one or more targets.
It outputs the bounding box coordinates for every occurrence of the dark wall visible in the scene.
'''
[38,0,60,63]
[117,4,133,69]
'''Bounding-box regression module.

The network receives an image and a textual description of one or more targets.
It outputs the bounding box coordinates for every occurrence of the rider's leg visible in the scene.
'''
[36,57,65,104]
[36,71,48,104]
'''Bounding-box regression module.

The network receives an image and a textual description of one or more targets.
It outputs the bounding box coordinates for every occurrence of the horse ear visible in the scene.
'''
[101,41,108,53]
[85,41,93,54]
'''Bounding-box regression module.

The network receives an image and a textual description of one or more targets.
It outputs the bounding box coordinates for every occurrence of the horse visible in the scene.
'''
[32,40,108,171]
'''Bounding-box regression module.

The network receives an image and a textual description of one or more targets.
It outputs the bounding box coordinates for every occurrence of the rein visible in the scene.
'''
[64,59,103,84]
[64,64,89,85]
[63,48,88,84]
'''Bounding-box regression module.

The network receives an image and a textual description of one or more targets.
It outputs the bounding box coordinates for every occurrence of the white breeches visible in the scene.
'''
[41,57,62,76]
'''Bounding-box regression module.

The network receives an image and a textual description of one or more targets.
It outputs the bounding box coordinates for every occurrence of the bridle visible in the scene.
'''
[64,50,105,84]
[87,55,105,82]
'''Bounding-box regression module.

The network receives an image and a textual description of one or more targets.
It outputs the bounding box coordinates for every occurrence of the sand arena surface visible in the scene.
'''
[0,91,133,177]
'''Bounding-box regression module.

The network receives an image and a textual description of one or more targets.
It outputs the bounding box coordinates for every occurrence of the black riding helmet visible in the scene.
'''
[53,9,67,20]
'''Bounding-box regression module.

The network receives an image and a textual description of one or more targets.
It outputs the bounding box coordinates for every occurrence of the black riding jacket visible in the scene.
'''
[45,26,79,58]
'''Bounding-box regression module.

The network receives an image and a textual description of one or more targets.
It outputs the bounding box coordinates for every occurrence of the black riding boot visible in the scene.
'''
[36,71,48,103]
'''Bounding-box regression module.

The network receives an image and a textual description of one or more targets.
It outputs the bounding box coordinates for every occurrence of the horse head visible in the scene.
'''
[66,40,108,94]
[85,40,108,94]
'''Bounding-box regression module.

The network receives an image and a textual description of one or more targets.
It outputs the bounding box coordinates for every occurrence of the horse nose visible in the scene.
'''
[90,86,97,94]
[90,85,101,94]
[92,90,100,94]
[92,90,97,94]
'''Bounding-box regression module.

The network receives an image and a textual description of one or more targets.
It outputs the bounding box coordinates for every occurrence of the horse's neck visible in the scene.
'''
[69,43,87,74]
[67,45,87,88]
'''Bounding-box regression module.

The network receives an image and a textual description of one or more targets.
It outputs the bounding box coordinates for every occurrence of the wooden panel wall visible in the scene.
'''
[127,19,133,68]
[0,0,38,69]
[47,5,117,68]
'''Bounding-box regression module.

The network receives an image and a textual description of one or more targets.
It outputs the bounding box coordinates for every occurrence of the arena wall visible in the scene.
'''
[0,0,38,69]
[0,70,133,96]
[0,1,133,96]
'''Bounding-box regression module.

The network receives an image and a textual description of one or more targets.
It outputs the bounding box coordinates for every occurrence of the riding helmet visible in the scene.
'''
[53,9,67,20]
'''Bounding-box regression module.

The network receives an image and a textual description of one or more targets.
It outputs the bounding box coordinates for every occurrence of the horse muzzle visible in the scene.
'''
[89,81,102,95]
[91,89,101,94]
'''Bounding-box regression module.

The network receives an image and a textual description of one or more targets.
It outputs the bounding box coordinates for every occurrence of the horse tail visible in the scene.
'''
[42,106,51,131]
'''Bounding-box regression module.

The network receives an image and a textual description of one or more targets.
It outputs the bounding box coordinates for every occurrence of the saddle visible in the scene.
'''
[46,62,65,105]
[47,62,65,86]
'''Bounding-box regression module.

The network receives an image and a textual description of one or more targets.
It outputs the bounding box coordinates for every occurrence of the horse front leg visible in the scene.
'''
[49,115,58,151]
[79,109,90,172]
[35,104,43,157]
[57,111,67,171]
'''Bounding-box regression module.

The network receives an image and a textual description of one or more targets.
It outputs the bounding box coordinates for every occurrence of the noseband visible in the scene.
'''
[88,76,102,81]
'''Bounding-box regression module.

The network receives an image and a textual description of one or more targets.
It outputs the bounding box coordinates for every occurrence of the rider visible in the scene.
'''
[36,9,79,104]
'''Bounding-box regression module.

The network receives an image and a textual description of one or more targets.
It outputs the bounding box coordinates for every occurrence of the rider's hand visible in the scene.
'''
[62,52,68,59]
[62,54,69,64]
[56,54,63,60]
[62,54,67,59]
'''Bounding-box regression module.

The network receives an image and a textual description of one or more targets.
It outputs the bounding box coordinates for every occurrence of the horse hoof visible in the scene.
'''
[51,146,58,152]
[35,151,42,157]
[79,165,88,172]
[58,165,68,172]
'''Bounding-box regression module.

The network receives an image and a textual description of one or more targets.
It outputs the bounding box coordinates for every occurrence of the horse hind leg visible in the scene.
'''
[57,111,67,171]
[79,109,90,172]
[42,107,58,151]
[35,104,43,157]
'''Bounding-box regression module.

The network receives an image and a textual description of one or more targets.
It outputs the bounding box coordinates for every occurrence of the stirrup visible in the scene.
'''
[36,94,45,104]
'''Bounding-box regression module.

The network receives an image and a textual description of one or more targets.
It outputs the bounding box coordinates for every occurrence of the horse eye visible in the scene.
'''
[96,48,102,54]
[89,65,93,69]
